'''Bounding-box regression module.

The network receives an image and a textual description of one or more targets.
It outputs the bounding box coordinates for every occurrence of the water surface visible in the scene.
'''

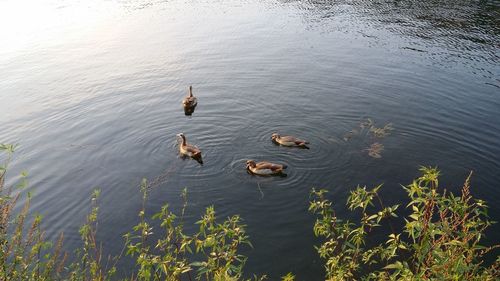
[1,0,499,279]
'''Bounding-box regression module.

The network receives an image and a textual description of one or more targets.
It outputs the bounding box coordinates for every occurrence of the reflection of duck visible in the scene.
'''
[271,133,309,148]
[182,86,197,110]
[184,106,195,116]
[343,129,358,142]
[246,160,287,176]
[177,133,202,164]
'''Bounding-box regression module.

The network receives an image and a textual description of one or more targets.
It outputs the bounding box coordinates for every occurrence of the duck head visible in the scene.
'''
[271,133,280,141]
[246,160,256,169]
[176,133,186,143]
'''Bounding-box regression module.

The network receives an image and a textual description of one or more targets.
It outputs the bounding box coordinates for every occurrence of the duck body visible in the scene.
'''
[246,160,287,176]
[182,86,197,109]
[177,133,202,163]
[271,133,309,148]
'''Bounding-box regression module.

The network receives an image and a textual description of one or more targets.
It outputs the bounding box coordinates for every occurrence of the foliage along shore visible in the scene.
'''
[1,144,498,280]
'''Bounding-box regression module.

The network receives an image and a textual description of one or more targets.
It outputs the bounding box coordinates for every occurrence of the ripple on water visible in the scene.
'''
[218,122,355,191]
[2,1,499,280]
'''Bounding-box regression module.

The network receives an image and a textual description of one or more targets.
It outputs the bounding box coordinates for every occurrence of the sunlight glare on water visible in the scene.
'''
[1,0,499,279]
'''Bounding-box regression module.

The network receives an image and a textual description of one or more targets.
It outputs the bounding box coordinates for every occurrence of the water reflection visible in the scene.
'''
[180,154,203,165]
[280,0,499,78]
[183,106,196,116]
[1,0,499,280]
[246,168,289,178]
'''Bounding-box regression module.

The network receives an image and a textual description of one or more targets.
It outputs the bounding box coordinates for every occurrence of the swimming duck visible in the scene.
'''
[182,86,197,109]
[177,133,202,161]
[246,160,287,176]
[271,133,309,148]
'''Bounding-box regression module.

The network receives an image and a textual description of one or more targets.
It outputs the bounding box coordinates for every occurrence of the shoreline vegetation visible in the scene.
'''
[1,144,498,280]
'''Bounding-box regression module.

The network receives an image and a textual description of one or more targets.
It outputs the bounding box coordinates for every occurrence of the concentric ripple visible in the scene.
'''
[1,0,499,280]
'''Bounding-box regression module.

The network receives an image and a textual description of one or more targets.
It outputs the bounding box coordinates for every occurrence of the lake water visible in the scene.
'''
[1,0,499,279]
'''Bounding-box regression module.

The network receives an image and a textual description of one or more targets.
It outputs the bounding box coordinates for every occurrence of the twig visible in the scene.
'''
[257,182,264,199]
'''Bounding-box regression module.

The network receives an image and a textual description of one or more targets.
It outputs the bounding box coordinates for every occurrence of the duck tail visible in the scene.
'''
[299,142,310,149]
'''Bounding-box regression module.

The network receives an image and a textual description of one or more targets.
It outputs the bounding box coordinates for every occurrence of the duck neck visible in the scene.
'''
[180,136,186,145]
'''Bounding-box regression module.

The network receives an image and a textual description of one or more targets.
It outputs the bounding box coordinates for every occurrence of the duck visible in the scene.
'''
[177,133,202,162]
[182,86,197,109]
[271,133,309,148]
[246,160,287,176]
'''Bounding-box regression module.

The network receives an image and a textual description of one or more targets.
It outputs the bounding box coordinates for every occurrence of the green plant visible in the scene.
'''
[310,167,499,280]
[124,181,193,280]
[3,143,499,281]
[0,144,262,281]
[0,144,66,280]
[281,272,296,281]
[124,180,263,281]
[66,189,120,281]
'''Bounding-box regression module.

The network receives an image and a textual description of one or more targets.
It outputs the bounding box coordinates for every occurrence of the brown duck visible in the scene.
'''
[246,160,287,176]
[271,133,309,148]
[177,133,202,160]
[182,86,197,109]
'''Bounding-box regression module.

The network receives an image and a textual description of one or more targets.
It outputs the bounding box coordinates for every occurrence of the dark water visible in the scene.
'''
[1,0,499,279]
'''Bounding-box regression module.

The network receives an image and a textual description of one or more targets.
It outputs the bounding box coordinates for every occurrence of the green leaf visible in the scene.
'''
[409,214,419,221]
[190,261,204,267]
